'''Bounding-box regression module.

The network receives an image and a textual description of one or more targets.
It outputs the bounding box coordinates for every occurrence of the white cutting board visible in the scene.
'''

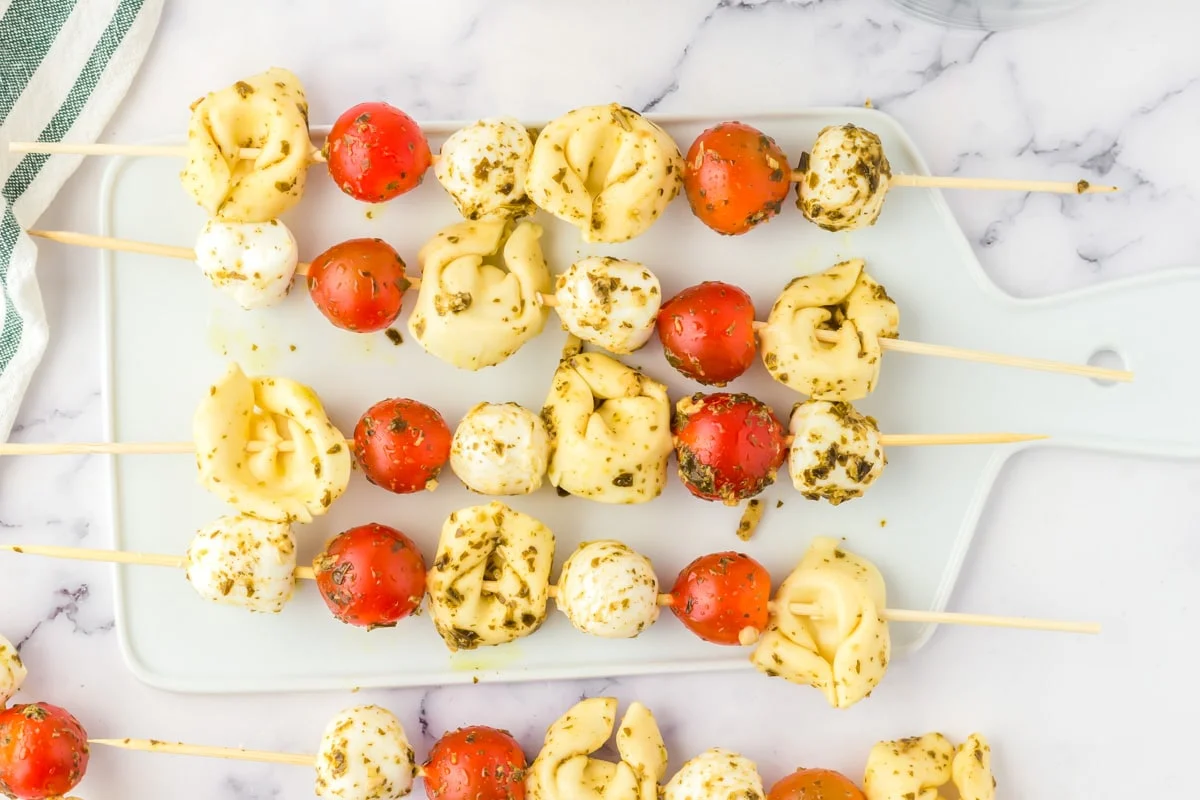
[99,109,1200,694]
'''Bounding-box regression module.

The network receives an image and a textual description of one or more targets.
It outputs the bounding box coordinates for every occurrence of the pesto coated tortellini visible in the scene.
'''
[181,68,312,222]
[758,259,899,402]
[408,220,553,370]
[526,104,684,243]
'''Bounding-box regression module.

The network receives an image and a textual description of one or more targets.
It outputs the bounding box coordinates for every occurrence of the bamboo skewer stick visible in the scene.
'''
[748,321,1132,383]
[29,229,1134,384]
[88,738,317,766]
[784,603,1101,634]
[0,438,356,456]
[8,142,1113,194]
[2,545,1098,635]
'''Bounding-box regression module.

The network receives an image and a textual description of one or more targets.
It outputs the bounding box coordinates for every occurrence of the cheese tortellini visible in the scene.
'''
[185,514,298,613]
[527,698,667,800]
[526,104,684,243]
[541,353,673,504]
[181,68,312,222]
[193,362,352,523]
[951,734,997,800]
[0,634,25,707]
[796,124,891,232]
[788,400,886,505]
[427,502,555,651]
[408,220,553,370]
[863,733,954,800]
[315,705,416,800]
[553,257,662,354]
[750,537,889,709]
[435,117,536,221]
[759,260,900,402]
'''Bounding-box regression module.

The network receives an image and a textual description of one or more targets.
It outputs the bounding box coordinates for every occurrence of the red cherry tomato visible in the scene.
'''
[325,102,432,203]
[684,122,791,235]
[314,523,428,629]
[768,769,867,800]
[0,703,89,800]
[308,238,411,333]
[657,282,757,386]
[354,398,452,494]
[672,392,788,504]
[669,551,771,645]
[424,726,528,800]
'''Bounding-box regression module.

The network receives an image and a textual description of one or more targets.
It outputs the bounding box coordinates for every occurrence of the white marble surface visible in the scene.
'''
[3,0,1198,797]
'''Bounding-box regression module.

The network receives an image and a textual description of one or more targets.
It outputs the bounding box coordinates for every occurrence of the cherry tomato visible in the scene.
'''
[768,769,867,800]
[325,102,432,203]
[0,703,89,800]
[424,726,528,800]
[672,392,788,504]
[657,282,757,385]
[669,551,771,645]
[308,238,411,333]
[684,122,791,235]
[314,523,428,629]
[354,398,452,494]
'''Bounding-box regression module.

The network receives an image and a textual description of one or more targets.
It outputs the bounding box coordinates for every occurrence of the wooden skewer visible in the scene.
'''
[0,438,355,456]
[878,432,1047,446]
[4,545,1094,634]
[0,544,318,580]
[750,321,1132,383]
[888,173,1117,195]
[89,738,316,766]
[784,602,1100,634]
[88,737,430,775]
[24,229,430,290]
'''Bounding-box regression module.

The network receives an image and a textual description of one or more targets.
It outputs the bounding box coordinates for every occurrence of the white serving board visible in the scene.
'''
[100,109,1200,694]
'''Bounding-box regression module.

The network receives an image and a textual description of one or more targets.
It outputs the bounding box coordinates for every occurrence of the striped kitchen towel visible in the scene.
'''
[0,0,162,438]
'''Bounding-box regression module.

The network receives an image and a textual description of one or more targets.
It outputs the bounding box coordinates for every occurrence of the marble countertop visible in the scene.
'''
[4,0,1197,797]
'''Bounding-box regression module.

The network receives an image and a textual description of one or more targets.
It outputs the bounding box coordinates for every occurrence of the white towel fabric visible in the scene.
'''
[0,0,163,438]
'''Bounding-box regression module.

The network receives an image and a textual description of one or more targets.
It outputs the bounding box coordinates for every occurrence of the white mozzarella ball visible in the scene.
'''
[435,118,535,221]
[0,634,26,707]
[796,124,891,232]
[185,515,297,613]
[194,218,298,309]
[450,402,551,495]
[787,400,885,505]
[553,257,662,354]
[665,748,766,800]
[556,540,659,638]
[315,705,416,800]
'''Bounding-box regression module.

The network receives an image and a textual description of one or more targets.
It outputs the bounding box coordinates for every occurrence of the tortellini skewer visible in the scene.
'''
[408,219,553,370]
[193,362,352,523]
[180,67,312,223]
[541,353,673,504]
[759,259,899,402]
[526,697,668,800]
[526,103,684,243]
[863,732,996,800]
[427,501,555,651]
[750,536,890,709]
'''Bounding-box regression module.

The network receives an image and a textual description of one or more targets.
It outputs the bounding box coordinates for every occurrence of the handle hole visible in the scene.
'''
[1087,348,1125,387]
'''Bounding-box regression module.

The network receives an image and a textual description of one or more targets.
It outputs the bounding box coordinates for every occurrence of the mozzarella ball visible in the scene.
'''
[315,705,416,800]
[788,400,885,505]
[450,402,550,495]
[435,118,535,221]
[553,257,662,354]
[665,748,765,800]
[194,218,298,309]
[0,634,26,707]
[796,124,891,232]
[185,515,297,613]
[556,541,660,638]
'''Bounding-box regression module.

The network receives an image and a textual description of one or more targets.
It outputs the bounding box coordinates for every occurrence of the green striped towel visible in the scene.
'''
[0,0,162,437]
